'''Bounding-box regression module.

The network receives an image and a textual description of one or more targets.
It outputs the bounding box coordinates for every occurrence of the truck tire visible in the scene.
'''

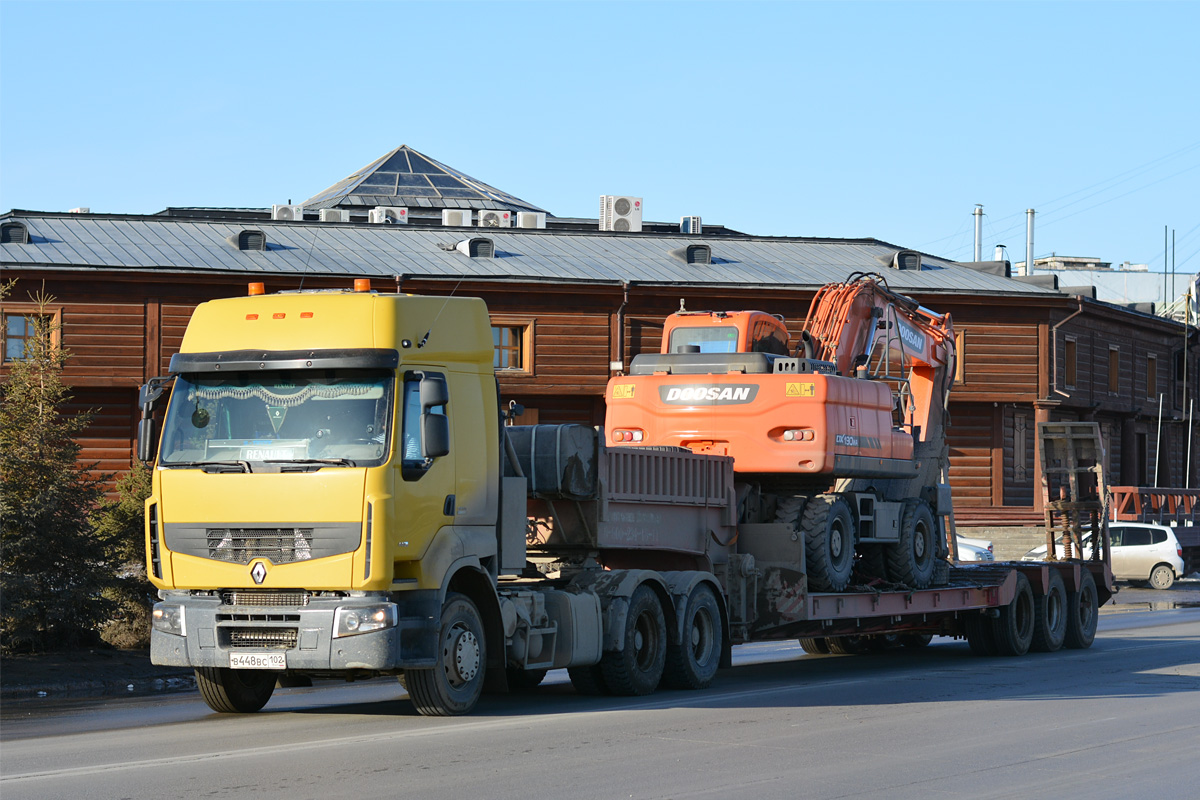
[798,637,831,655]
[1031,568,1067,653]
[899,633,933,648]
[886,501,937,589]
[827,635,869,655]
[802,495,855,592]
[964,611,998,656]
[1064,568,1099,649]
[600,584,667,696]
[568,664,610,696]
[194,667,276,713]
[406,592,487,716]
[1148,564,1175,590]
[506,668,547,690]
[663,583,723,690]
[991,572,1034,656]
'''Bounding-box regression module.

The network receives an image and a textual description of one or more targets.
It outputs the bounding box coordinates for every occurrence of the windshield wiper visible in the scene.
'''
[165,460,253,473]
[264,458,358,469]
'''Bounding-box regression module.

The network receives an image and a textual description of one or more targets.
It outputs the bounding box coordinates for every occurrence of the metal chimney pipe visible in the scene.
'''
[973,205,983,262]
[1025,209,1035,277]
[994,244,1007,263]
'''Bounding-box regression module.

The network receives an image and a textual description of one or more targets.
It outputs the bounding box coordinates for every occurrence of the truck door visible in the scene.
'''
[398,371,455,546]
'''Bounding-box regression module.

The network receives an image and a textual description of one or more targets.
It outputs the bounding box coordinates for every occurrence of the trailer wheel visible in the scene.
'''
[601,584,667,696]
[1064,568,1099,649]
[1031,568,1067,653]
[663,583,723,690]
[406,592,486,716]
[194,667,276,713]
[887,500,937,589]
[568,664,610,696]
[827,635,870,655]
[1148,564,1175,590]
[798,637,831,655]
[991,572,1034,656]
[802,495,856,592]
[964,611,998,656]
[899,633,933,648]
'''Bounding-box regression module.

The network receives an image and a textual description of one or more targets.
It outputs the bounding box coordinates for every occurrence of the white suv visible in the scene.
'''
[1022,522,1185,589]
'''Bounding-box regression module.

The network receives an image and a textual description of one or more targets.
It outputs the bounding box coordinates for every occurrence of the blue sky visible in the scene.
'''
[2,1,1197,272]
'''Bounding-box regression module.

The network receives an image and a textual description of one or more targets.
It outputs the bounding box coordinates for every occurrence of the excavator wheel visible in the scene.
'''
[801,495,856,592]
[855,544,889,582]
[886,500,937,589]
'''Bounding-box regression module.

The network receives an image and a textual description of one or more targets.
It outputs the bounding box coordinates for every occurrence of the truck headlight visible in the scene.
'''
[151,603,186,636]
[333,604,398,638]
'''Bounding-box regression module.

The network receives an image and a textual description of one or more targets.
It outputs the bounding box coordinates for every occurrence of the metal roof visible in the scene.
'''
[1,211,1059,296]
[300,145,547,214]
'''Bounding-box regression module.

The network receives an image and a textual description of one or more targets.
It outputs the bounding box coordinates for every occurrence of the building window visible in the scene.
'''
[1064,337,1077,389]
[489,316,534,375]
[1146,354,1158,400]
[1108,345,1120,394]
[2,305,61,362]
[954,329,965,384]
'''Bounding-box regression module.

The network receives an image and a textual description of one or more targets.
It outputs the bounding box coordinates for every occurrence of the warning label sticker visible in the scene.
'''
[611,384,636,399]
[785,382,816,397]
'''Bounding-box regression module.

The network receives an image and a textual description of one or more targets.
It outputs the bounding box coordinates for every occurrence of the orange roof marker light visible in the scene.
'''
[354,278,372,293]
[248,282,265,296]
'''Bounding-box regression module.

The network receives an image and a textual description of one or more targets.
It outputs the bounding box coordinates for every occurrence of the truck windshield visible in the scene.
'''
[668,327,739,354]
[159,369,394,468]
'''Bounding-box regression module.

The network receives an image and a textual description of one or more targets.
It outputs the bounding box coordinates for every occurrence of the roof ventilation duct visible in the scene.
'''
[456,237,494,258]
[1,222,29,244]
[881,250,922,270]
[226,230,267,252]
[670,244,712,265]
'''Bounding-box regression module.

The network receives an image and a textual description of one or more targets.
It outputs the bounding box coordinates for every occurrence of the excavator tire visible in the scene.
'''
[802,495,855,592]
[886,500,937,589]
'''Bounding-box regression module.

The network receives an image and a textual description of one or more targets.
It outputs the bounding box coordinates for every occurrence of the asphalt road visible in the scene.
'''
[3,609,1198,800]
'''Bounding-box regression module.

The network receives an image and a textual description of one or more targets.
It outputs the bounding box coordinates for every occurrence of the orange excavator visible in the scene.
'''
[605,272,957,592]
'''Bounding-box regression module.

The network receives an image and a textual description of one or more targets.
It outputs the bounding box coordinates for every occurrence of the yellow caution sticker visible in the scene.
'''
[786,382,816,398]
[611,384,636,399]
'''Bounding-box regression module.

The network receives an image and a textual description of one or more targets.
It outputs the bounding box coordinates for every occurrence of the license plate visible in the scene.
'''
[229,652,286,670]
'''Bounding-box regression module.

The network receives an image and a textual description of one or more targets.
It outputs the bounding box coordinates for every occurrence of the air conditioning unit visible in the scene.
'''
[600,195,642,232]
[477,210,512,228]
[319,209,350,223]
[442,209,473,227]
[517,211,547,229]
[272,204,305,221]
[369,207,408,224]
[680,216,702,234]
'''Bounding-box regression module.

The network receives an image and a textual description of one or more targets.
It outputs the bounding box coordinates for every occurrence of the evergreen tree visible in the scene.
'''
[1,288,110,653]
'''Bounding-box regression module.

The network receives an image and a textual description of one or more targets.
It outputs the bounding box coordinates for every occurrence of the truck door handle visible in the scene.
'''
[443,495,456,516]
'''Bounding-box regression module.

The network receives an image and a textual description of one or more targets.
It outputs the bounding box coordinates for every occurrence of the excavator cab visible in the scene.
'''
[661,310,790,356]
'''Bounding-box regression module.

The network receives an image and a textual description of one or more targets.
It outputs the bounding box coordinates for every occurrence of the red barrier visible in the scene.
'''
[1109,486,1200,523]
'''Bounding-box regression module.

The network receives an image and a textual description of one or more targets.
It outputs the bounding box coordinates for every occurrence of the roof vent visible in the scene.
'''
[442,209,472,227]
[879,250,922,270]
[680,216,702,234]
[226,229,267,252]
[517,211,546,229]
[1,222,29,244]
[477,210,512,228]
[456,237,494,258]
[272,204,304,221]
[319,209,350,223]
[670,244,711,265]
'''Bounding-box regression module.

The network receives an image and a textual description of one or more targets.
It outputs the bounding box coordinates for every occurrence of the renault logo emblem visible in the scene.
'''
[250,561,268,585]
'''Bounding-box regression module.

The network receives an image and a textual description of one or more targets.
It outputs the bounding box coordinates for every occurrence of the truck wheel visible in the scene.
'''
[802,495,855,592]
[506,668,548,690]
[964,611,998,656]
[1148,564,1175,590]
[568,664,610,696]
[798,637,831,655]
[827,635,869,655]
[194,667,276,713]
[1031,568,1067,653]
[406,592,486,716]
[886,501,937,589]
[663,584,723,690]
[991,572,1034,656]
[1064,568,1099,649]
[600,584,667,696]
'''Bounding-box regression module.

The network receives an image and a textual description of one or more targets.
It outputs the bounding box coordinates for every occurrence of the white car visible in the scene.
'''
[1022,522,1185,589]
[955,535,994,563]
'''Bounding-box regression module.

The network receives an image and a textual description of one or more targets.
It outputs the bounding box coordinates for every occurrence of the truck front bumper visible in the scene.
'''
[150,591,440,672]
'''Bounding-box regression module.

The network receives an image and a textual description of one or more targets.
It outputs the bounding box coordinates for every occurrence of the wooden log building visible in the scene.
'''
[3,146,1197,523]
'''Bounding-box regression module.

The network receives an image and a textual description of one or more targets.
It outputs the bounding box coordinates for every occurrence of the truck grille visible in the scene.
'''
[222,590,310,607]
[227,628,299,649]
[207,528,315,564]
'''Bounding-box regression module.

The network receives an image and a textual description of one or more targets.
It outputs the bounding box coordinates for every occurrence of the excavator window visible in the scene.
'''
[667,327,739,354]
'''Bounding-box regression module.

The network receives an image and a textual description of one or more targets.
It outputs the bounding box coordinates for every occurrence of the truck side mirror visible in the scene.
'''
[136,418,157,462]
[419,375,449,410]
[421,413,450,458]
